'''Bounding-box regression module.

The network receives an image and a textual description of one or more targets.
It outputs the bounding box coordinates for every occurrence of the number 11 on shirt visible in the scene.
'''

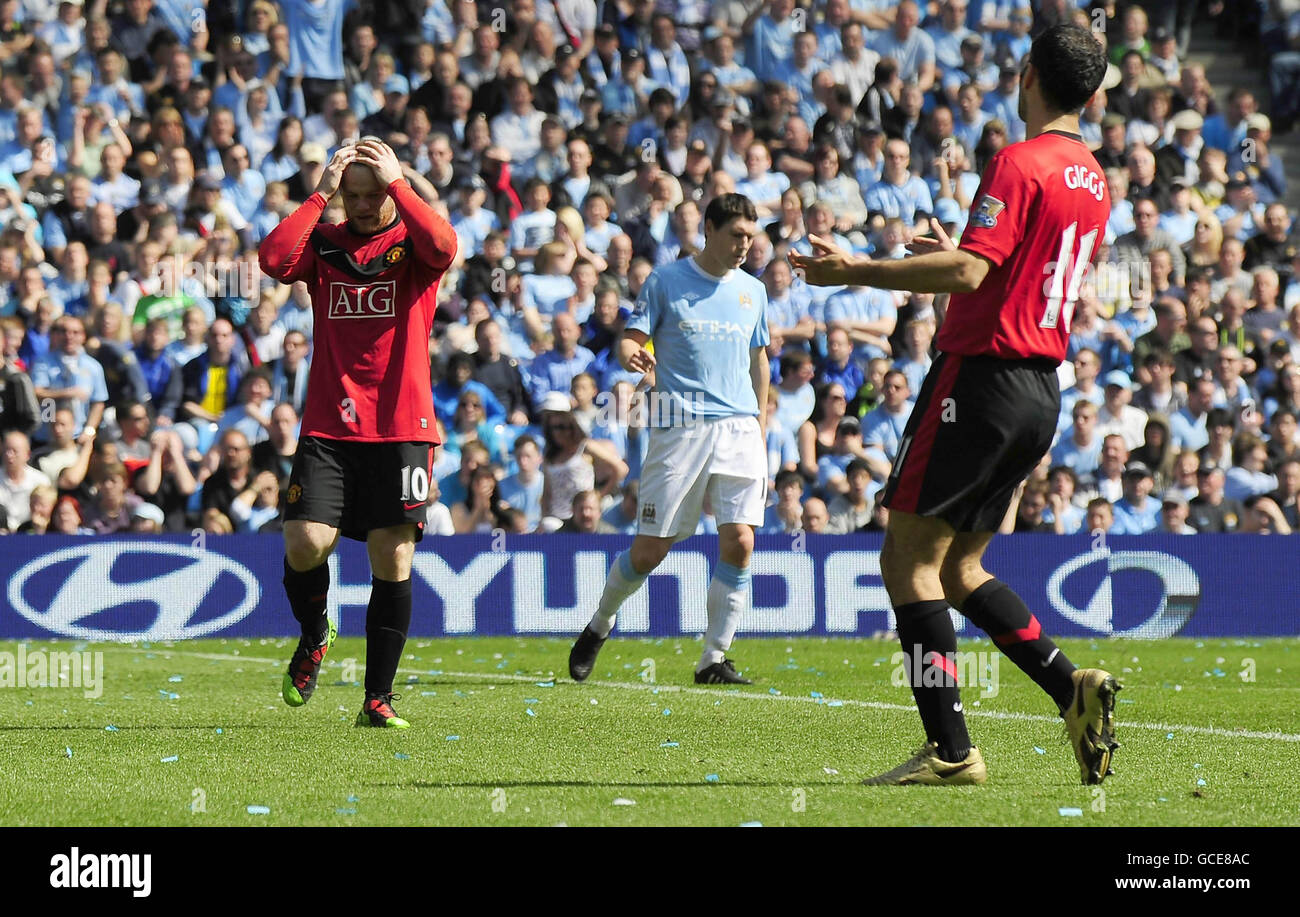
[1039,222,1098,330]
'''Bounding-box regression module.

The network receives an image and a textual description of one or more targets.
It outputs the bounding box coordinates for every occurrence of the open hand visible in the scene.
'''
[354,138,405,186]
[626,345,656,374]
[905,217,957,255]
[315,145,359,200]
[787,234,861,286]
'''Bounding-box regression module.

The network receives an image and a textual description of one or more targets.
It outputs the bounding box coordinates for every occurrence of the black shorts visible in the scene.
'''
[882,351,1059,533]
[284,436,436,542]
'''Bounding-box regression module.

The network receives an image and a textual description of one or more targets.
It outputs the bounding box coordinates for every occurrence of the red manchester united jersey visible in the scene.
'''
[936,131,1111,362]
[259,181,457,443]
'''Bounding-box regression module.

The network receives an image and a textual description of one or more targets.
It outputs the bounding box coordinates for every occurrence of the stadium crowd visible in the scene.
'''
[0,0,1297,539]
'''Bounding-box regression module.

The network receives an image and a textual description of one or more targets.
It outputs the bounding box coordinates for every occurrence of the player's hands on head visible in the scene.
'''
[788,234,859,286]
[316,145,359,200]
[906,217,958,256]
[354,139,405,187]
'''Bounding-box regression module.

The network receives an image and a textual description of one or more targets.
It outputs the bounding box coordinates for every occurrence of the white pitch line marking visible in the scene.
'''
[99,647,1300,744]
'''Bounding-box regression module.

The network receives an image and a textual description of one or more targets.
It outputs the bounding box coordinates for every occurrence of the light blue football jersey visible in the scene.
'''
[627,257,770,426]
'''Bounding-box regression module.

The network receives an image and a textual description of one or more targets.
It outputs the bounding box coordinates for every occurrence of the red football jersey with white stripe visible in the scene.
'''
[259,181,457,443]
[936,131,1111,362]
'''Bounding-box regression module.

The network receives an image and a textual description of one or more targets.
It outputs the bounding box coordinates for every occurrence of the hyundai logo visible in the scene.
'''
[1046,549,1200,638]
[8,543,261,641]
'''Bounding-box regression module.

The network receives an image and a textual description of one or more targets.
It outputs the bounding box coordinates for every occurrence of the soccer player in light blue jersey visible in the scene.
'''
[569,194,771,685]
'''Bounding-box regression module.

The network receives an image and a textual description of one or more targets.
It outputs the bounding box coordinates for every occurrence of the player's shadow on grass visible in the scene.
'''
[369,780,796,789]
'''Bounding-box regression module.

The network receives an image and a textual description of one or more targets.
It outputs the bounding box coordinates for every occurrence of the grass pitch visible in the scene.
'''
[1,636,1296,826]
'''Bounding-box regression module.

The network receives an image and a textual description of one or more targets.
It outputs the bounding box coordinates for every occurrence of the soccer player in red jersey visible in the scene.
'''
[259,139,457,728]
[791,25,1121,785]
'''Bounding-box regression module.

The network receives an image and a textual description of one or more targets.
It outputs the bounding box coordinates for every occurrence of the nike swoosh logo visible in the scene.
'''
[935,761,976,778]
[403,501,426,510]
[1042,647,1060,668]
[319,247,343,255]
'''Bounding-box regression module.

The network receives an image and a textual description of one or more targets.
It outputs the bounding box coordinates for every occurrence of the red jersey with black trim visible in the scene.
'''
[259,181,457,443]
[936,130,1111,363]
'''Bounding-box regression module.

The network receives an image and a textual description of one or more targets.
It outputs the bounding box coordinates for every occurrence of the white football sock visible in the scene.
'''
[589,551,647,638]
[698,561,751,671]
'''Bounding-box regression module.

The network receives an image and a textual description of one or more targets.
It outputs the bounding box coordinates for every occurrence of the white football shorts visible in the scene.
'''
[636,414,768,538]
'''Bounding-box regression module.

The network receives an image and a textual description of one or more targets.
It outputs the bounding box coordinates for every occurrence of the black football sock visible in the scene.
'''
[364,577,413,696]
[895,599,971,763]
[283,558,329,645]
[959,579,1076,712]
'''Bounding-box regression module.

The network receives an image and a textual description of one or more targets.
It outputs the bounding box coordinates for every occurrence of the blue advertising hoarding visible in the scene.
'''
[1,534,1296,641]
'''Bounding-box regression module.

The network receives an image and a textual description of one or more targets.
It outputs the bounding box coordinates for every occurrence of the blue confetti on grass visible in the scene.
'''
[524,698,539,704]
[739,821,763,827]
[768,687,781,695]
[420,691,437,696]
[168,675,183,683]
[335,808,356,816]
[662,708,671,716]
[1166,733,1175,740]
[394,753,411,760]
[246,805,270,816]
[1033,746,1046,755]
[660,741,679,748]
[1158,797,1168,802]
[215,728,223,734]
[705,774,720,783]
[104,725,118,732]
[1196,778,1207,786]
[1058,807,1083,817]
[526,708,536,717]
[809,691,823,698]
[446,735,460,741]
[160,755,178,763]
[827,700,844,708]
[65,747,73,759]
[347,795,360,803]
[535,681,555,688]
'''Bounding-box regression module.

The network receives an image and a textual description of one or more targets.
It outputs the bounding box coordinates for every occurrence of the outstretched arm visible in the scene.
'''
[789,227,993,294]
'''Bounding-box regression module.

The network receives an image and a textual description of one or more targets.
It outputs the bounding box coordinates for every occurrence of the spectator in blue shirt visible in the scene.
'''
[746,0,798,83]
[28,315,107,446]
[1051,401,1104,476]
[824,284,896,364]
[1111,462,1162,534]
[645,14,692,110]
[892,318,934,396]
[1224,435,1278,502]
[499,434,546,530]
[134,318,176,407]
[1170,377,1216,451]
[279,0,355,110]
[860,369,913,474]
[220,144,268,223]
[816,325,865,394]
[529,312,596,412]
[434,352,506,427]
[872,0,936,91]
[865,138,934,228]
[600,479,640,534]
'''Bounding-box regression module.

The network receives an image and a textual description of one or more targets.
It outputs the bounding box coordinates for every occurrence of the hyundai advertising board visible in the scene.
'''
[1,534,1296,641]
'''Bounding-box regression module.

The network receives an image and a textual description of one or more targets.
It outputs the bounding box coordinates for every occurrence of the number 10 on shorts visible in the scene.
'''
[400,465,429,502]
